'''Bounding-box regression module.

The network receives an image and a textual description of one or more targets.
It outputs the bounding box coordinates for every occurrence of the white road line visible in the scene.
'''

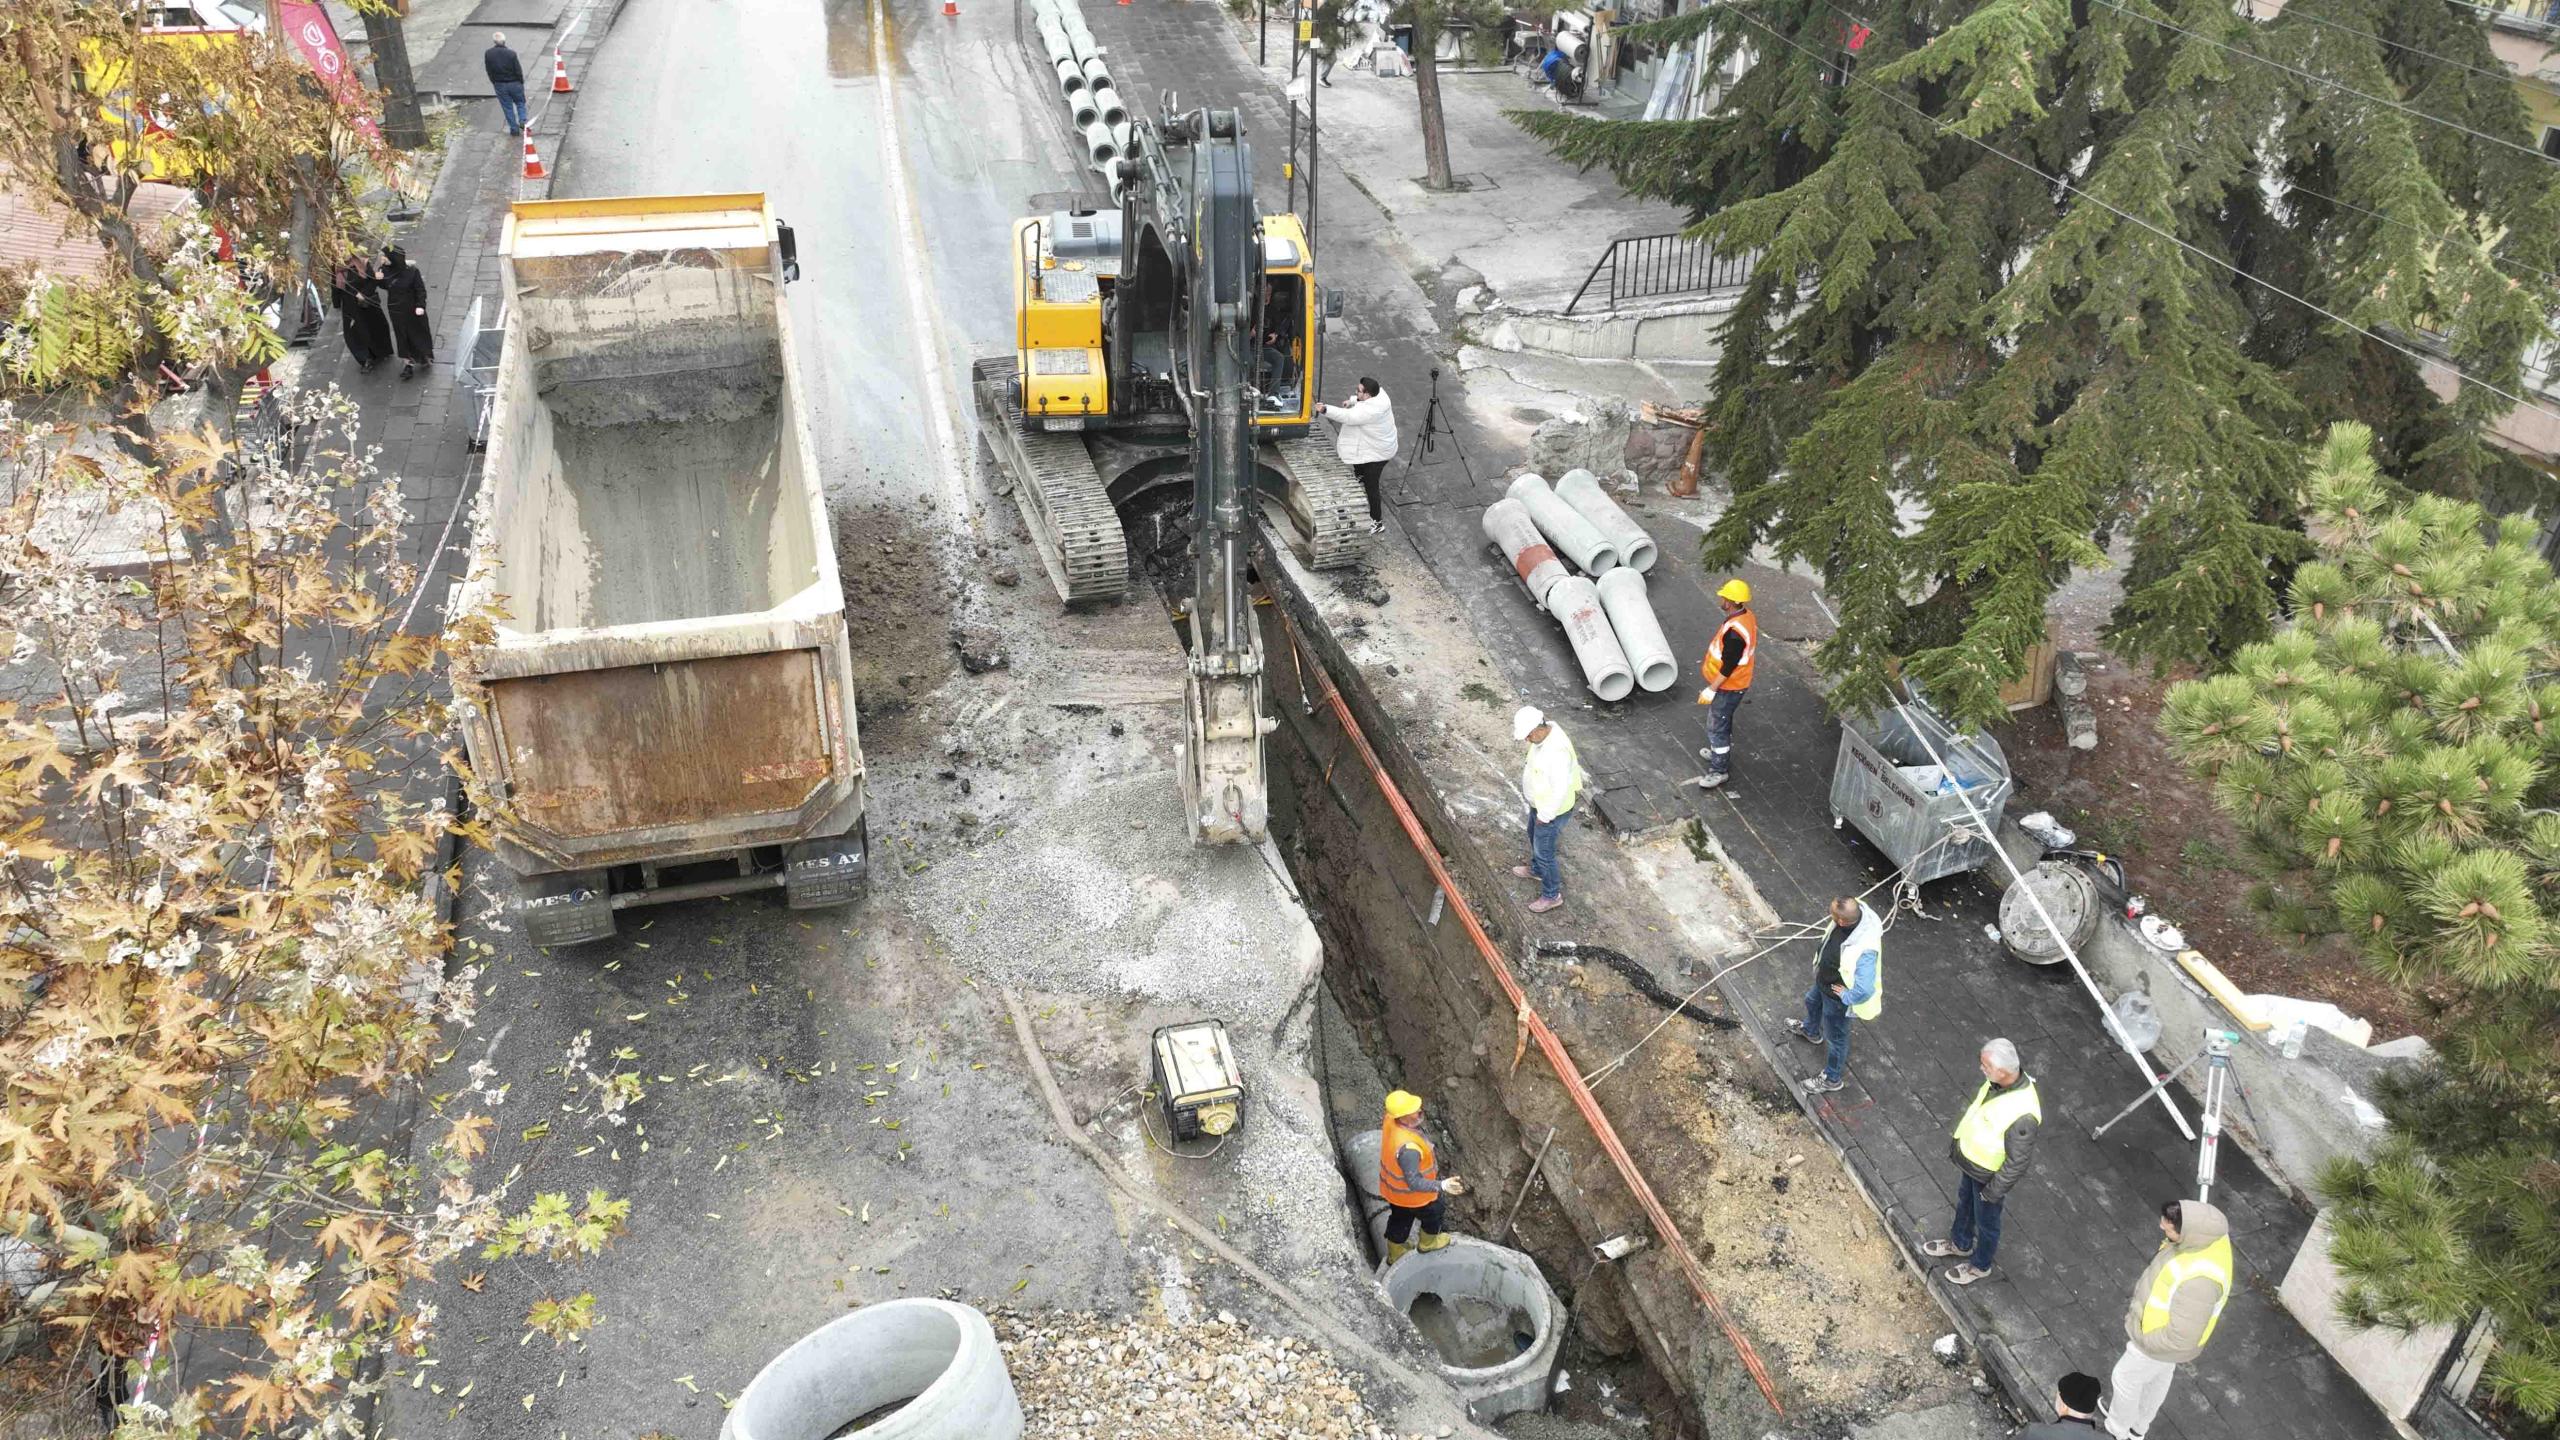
[869,0,977,533]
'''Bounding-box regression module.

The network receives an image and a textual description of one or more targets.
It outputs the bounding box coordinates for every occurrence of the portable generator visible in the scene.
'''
[1150,1020,1245,1142]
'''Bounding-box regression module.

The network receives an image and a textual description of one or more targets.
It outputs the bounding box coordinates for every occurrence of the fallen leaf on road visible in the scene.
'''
[462,1272,487,1293]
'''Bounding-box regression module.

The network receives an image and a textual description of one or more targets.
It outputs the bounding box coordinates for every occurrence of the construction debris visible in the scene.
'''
[990,1309,1429,1440]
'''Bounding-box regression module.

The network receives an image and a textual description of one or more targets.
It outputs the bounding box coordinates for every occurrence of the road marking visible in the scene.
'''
[869,0,977,534]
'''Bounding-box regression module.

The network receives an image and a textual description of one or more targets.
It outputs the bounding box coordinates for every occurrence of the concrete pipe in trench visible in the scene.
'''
[1554,467,1658,573]
[1595,568,1678,693]
[1088,83,1128,128]
[1481,498,1568,607]
[1546,575,1636,701]
[1083,119,1120,166]
[1505,472,1619,576]
[721,1299,1023,1440]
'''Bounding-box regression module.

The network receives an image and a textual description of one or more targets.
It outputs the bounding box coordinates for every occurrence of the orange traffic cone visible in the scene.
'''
[521,125,547,180]
[551,49,574,93]
[941,0,957,14]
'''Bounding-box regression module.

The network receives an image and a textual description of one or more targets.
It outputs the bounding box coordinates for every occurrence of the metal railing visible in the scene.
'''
[2477,0,2560,33]
[1564,232,1756,314]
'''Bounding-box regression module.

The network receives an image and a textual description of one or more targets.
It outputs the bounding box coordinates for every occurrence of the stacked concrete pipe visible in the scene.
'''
[1481,498,1567,606]
[1553,467,1657,573]
[1596,569,1677,692]
[1545,575,1637,701]
[1505,472,1618,575]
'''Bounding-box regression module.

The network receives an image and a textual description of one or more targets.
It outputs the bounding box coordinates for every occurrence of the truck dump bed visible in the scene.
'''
[457,195,863,903]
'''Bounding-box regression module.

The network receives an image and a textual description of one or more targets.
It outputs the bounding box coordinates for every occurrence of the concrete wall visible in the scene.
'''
[2278,1209,2463,1421]
[1473,294,1741,364]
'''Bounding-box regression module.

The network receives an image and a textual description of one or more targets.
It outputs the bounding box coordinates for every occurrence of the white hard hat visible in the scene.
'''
[1512,706,1546,741]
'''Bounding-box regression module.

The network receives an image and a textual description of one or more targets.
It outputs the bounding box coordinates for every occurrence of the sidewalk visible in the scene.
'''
[1091,7,2401,1438]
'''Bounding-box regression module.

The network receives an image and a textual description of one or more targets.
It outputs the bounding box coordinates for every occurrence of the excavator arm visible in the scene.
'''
[1120,107,1275,844]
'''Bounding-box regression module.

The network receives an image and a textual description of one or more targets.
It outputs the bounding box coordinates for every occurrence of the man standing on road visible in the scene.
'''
[1923,1037,2042,1285]
[1510,706,1582,915]
[1689,578,1756,790]
[485,33,529,137]
[2020,1373,2104,1437]
[1314,376,1397,536]
[2104,1200,2234,1439]
[1785,896,1880,1093]
[1377,1090,1467,1264]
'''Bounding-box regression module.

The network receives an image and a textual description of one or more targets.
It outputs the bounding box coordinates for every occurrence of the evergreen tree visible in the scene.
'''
[1519,0,2560,726]
[2160,424,2560,1434]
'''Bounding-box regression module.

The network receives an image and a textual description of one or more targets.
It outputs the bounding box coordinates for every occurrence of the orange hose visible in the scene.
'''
[1275,605,1785,1419]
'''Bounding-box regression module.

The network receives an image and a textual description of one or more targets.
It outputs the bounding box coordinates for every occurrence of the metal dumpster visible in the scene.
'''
[1828,691,2014,886]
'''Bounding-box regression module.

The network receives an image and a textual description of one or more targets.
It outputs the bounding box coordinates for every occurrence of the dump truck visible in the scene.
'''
[454,193,864,947]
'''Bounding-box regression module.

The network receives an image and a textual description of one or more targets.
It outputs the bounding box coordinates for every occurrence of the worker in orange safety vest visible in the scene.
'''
[1690,578,1757,790]
[1377,1090,1468,1265]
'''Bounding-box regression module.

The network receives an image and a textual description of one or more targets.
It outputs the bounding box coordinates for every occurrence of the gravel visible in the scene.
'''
[991,1309,1439,1440]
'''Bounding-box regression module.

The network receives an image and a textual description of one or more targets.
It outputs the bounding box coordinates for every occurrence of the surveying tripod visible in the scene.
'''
[2091,1027,2257,1203]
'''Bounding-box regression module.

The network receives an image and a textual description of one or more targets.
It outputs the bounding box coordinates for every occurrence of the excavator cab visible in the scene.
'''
[1251,215,1319,435]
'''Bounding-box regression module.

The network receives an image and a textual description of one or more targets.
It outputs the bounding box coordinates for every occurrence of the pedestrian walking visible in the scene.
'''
[1689,577,1756,790]
[2020,1373,2103,1438]
[379,246,434,381]
[2103,1199,2233,1439]
[1922,1037,2041,1285]
[1377,1089,1467,1264]
[1784,896,1879,1093]
[1314,376,1397,535]
[486,33,529,136]
[330,261,392,373]
[1509,706,1582,914]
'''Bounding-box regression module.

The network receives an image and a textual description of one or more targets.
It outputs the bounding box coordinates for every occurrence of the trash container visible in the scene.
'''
[1828,690,2014,886]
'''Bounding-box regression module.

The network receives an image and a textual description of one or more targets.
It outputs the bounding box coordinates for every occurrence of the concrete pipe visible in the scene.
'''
[1505,472,1618,576]
[1065,20,1098,59]
[1545,575,1635,702]
[1482,498,1568,607]
[1051,54,1087,94]
[1595,568,1677,693]
[1378,1239,1564,1423]
[1554,467,1658,573]
[721,1299,1023,1440]
[1079,53,1113,88]
[1082,119,1119,166]
[1109,119,1132,156]
[1088,83,1128,128]
[1071,88,1101,128]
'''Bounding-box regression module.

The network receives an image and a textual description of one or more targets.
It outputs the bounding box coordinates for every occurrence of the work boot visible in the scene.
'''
[1416,1230,1452,1253]
[1783,1018,1823,1047]
[1512,864,1535,879]
[1528,895,1564,913]
[1383,1239,1413,1266]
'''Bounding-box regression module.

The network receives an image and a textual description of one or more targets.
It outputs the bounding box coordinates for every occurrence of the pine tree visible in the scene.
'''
[2160,424,2560,1434]
[1518,0,2560,726]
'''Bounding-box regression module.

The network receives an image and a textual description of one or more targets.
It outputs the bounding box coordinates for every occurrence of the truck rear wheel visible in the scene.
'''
[516,869,617,948]
[782,816,869,911]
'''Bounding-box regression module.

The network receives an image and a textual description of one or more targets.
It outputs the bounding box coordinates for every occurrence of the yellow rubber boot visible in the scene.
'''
[1383,1239,1414,1266]
[1417,1229,1453,1253]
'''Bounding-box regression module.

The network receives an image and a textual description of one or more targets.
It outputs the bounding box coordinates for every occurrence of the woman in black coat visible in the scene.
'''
[330,261,392,372]
[380,246,434,380]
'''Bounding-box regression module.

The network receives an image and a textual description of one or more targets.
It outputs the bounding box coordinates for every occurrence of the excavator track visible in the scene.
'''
[1266,436,1369,571]
[972,356,1130,603]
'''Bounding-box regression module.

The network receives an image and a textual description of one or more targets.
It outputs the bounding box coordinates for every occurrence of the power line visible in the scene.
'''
[2263,168,2560,291]
[1746,3,2560,428]
[2261,2,2560,103]
[2085,0,2560,169]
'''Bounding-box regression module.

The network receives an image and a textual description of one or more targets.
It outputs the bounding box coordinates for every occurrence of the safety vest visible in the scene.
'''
[1951,1077,2043,1173]
[1378,1124,1438,1209]
[1523,730,1583,820]
[2141,1237,2233,1349]
[1703,609,1758,691]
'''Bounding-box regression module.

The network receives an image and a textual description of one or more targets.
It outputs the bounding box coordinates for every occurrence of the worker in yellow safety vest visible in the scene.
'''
[2104,1199,2234,1439]
[1376,1090,1468,1265]
[1690,578,1757,791]
[1785,897,1880,1094]
[1923,1038,2041,1286]
[1511,706,1584,914]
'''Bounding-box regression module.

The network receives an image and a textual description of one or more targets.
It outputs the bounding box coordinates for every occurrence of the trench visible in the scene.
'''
[1119,492,1696,1437]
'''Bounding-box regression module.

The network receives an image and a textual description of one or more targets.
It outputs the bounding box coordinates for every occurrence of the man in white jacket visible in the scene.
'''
[1314,377,1398,535]
[1510,706,1582,913]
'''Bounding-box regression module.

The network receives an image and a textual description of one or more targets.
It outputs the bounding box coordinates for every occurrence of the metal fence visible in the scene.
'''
[1564,231,1757,314]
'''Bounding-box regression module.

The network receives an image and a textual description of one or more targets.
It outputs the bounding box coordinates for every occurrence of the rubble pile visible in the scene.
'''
[991,1309,1427,1440]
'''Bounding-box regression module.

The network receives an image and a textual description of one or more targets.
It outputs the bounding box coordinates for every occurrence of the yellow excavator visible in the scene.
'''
[972,105,1367,844]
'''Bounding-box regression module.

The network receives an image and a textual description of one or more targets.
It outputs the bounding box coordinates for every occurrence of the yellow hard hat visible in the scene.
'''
[1718,578,1752,604]
[1383,1090,1423,1119]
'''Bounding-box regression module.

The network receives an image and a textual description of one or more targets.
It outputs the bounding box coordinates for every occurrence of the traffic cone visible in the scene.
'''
[941,0,957,14]
[551,49,574,93]
[521,124,547,181]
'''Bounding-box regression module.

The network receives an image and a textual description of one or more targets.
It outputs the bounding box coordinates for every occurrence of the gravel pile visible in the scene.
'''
[992,1309,1434,1440]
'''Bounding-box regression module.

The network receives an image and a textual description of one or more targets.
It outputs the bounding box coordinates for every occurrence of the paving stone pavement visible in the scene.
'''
[1073,5,2405,1438]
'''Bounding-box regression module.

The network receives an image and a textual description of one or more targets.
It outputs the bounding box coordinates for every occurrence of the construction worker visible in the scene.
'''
[2104,1199,2233,1439]
[1377,1090,1468,1263]
[2020,1372,2103,1437]
[1784,896,1879,1093]
[1511,706,1583,914]
[1923,1037,2041,1285]
[1690,578,1756,790]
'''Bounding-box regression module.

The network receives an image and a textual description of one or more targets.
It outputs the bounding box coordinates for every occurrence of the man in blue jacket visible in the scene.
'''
[1786,896,1881,1093]
[485,34,529,137]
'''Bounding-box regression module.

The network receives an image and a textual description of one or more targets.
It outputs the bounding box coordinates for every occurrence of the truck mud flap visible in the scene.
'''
[516,869,616,947]
[783,819,869,910]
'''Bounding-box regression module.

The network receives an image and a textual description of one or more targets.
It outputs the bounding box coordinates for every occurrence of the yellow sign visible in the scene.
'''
[1297,19,1313,39]
[80,30,242,181]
